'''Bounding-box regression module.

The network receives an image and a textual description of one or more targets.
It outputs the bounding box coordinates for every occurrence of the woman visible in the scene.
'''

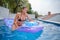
[12,7,33,30]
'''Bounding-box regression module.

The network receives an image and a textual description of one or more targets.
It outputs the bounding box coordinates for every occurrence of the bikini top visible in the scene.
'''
[18,19,26,21]
[18,13,27,21]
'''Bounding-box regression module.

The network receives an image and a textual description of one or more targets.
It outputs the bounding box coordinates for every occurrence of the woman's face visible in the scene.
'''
[22,7,28,13]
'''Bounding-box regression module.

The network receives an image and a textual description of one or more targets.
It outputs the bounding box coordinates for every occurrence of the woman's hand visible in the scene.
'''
[30,19,34,22]
[37,21,40,24]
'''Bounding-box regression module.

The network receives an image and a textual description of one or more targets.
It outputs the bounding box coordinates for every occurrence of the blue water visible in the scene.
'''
[0,19,60,40]
[0,20,43,40]
[36,21,60,40]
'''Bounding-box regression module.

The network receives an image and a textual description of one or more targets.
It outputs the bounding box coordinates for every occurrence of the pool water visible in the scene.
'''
[0,20,43,40]
[0,19,60,40]
[36,21,60,40]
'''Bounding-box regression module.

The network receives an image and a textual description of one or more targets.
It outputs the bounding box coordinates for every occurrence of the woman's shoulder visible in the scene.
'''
[16,12,21,15]
[25,13,28,15]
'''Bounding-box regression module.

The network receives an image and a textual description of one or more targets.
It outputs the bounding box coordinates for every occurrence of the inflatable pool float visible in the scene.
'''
[4,18,43,33]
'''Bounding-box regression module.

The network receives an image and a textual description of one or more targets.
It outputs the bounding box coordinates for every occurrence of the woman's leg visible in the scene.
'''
[12,22,18,30]
[12,21,23,30]
[17,21,23,26]
[12,24,16,30]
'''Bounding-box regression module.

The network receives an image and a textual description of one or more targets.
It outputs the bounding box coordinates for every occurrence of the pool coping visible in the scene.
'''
[38,19,60,26]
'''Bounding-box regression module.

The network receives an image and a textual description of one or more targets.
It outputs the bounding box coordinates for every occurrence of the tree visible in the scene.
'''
[35,11,38,18]
[0,0,33,14]
[27,3,32,14]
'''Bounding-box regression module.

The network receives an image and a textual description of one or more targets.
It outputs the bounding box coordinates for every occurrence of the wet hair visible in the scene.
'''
[20,6,27,12]
[48,11,51,15]
[22,7,27,9]
[48,11,51,13]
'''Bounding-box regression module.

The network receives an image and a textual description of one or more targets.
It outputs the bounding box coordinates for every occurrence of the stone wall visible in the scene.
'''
[0,7,9,19]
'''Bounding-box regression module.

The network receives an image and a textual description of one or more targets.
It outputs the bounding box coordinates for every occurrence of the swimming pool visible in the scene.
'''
[0,19,43,40]
[0,19,60,40]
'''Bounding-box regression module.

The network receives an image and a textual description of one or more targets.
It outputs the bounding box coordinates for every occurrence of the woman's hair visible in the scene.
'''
[19,6,27,12]
[22,6,27,9]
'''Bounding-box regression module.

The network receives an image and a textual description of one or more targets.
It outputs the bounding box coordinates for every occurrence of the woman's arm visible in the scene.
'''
[12,13,19,30]
[26,13,34,21]
[14,13,19,24]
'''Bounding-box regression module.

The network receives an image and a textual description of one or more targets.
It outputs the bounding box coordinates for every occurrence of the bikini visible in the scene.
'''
[18,18,26,22]
[18,14,27,22]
